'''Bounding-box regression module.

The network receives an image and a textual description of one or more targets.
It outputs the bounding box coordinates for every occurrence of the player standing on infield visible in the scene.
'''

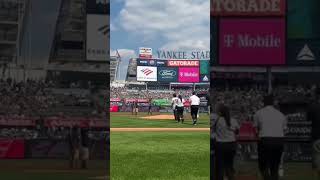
[190,91,200,125]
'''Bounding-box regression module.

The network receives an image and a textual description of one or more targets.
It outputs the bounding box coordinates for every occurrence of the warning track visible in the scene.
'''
[110,128,210,132]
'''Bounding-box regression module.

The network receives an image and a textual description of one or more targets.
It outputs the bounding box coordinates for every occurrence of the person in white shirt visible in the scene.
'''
[189,91,200,125]
[213,104,239,180]
[254,95,287,180]
[171,93,179,122]
[176,95,185,123]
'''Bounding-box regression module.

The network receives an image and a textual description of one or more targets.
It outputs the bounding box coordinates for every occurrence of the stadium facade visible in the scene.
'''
[47,0,109,87]
[110,53,120,82]
[0,0,29,80]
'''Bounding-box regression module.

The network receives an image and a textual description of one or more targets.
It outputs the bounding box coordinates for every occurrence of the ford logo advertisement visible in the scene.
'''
[158,67,178,82]
[159,70,176,77]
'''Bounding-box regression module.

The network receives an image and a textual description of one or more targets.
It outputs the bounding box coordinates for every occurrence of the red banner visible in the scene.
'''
[110,105,119,112]
[0,139,25,159]
[211,0,286,16]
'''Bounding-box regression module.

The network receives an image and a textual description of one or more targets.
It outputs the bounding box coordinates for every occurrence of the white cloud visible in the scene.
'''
[110,22,118,31]
[118,0,209,51]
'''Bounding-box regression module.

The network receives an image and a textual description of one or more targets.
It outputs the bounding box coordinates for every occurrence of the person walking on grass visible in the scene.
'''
[254,95,287,180]
[214,104,239,180]
[171,93,179,122]
[189,91,200,125]
[176,95,185,123]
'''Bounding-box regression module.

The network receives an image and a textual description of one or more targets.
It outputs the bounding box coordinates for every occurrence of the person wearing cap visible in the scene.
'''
[254,95,287,180]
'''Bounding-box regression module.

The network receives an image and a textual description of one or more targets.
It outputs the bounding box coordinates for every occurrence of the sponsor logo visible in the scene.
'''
[139,60,148,64]
[159,70,176,77]
[141,68,154,76]
[180,72,198,77]
[211,0,285,16]
[168,60,199,67]
[202,75,209,81]
[297,44,315,61]
[224,34,281,48]
[157,61,165,65]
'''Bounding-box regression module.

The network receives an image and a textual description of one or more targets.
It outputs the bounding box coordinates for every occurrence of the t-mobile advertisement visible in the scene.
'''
[219,18,285,65]
[178,68,200,83]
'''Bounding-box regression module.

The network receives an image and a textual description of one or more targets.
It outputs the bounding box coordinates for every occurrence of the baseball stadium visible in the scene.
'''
[110,51,211,179]
[0,0,109,179]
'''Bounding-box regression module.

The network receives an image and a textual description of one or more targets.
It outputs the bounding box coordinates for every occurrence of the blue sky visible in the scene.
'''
[110,0,210,80]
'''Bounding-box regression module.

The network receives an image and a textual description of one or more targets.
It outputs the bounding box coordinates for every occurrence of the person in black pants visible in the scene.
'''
[214,104,239,180]
[171,93,179,122]
[176,95,185,123]
[254,95,287,180]
[189,92,200,125]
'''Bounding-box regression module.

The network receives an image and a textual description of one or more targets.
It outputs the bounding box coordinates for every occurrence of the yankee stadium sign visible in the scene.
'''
[211,0,286,16]
[157,50,210,59]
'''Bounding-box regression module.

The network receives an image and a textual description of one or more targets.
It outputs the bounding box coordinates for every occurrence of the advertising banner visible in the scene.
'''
[211,0,286,16]
[156,60,167,66]
[287,39,320,65]
[200,74,210,83]
[0,139,25,159]
[158,67,178,82]
[110,105,119,112]
[139,47,152,58]
[86,14,109,61]
[137,59,149,66]
[219,18,285,65]
[137,66,157,81]
[137,59,158,66]
[178,68,200,83]
[200,60,209,74]
[168,60,199,67]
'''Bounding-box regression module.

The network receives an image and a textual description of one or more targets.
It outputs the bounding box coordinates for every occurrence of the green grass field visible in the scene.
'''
[0,159,108,180]
[110,112,210,128]
[111,132,210,180]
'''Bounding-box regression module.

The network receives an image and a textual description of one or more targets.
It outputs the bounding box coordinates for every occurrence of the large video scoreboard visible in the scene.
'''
[136,59,210,83]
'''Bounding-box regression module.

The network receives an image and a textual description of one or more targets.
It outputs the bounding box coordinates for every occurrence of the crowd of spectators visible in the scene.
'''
[111,85,209,100]
[0,78,107,139]
[0,78,105,117]
[212,84,315,122]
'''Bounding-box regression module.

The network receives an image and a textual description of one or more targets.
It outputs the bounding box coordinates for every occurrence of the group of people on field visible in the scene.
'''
[171,91,200,125]
[211,87,320,180]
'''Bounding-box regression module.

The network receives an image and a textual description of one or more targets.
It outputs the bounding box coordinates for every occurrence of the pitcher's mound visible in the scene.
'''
[141,114,174,120]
